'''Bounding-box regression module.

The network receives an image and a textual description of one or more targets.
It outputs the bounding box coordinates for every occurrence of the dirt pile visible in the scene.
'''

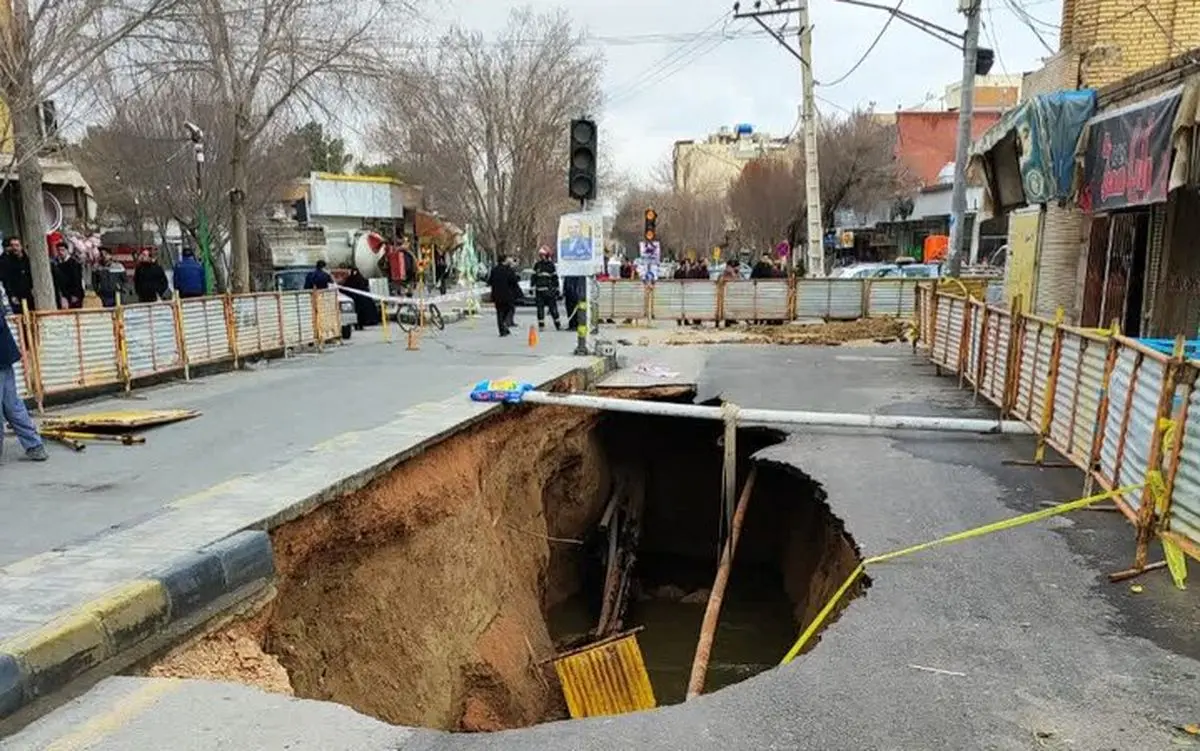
[663,318,908,346]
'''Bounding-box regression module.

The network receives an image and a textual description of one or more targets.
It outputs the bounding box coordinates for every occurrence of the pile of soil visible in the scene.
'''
[664,318,908,346]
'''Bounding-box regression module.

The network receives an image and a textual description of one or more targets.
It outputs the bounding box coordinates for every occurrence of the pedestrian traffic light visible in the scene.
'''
[975,48,995,76]
[644,208,657,242]
[568,118,597,201]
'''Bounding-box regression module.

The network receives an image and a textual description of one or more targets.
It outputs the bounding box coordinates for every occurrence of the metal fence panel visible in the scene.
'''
[35,311,120,393]
[257,295,284,351]
[1073,338,1107,467]
[1014,322,1053,427]
[1169,383,1200,556]
[315,289,341,341]
[1048,332,1083,461]
[181,297,232,364]
[965,303,984,386]
[596,281,646,320]
[232,295,264,356]
[931,295,956,370]
[280,291,314,346]
[6,314,31,399]
[866,279,918,318]
[652,281,718,321]
[796,280,864,320]
[979,308,1010,407]
[722,280,789,320]
[123,302,183,380]
[1099,349,1163,506]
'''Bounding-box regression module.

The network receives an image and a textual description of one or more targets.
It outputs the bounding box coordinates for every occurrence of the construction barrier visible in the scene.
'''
[9,289,342,409]
[918,286,1200,568]
[551,630,656,719]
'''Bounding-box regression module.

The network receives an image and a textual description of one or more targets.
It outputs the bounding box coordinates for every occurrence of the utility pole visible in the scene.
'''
[185,122,214,294]
[733,1,824,277]
[797,2,824,277]
[946,0,982,278]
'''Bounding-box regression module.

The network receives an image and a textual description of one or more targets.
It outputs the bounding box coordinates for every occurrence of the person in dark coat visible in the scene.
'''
[303,260,332,290]
[133,250,170,303]
[173,248,206,298]
[487,256,521,337]
[751,254,775,279]
[0,313,46,461]
[55,243,84,308]
[92,249,126,308]
[341,268,376,329]
[0,238,33,314]
[434,249,449,295]
[563,275,586,332]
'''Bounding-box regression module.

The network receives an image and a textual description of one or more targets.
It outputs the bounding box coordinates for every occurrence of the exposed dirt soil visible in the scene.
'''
[662,318,908,347]
[146,396,867,732]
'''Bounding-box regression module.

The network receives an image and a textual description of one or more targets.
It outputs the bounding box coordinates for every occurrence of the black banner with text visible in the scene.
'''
[1081,90,1181,212]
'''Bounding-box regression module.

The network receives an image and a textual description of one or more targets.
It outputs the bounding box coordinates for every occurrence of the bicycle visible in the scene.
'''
[394,300,444,333]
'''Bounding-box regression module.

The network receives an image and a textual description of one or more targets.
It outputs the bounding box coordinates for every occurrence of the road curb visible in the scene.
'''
[0,532,273,720]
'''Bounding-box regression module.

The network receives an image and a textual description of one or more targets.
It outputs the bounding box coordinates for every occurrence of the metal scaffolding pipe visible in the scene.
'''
[520,391,1035,435]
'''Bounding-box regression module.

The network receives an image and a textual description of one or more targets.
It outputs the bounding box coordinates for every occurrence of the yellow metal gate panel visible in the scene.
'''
[1006,208,1040,314]
[552,631,656,719]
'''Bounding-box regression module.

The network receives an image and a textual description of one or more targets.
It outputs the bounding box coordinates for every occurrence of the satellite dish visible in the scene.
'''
[42,191,63,233]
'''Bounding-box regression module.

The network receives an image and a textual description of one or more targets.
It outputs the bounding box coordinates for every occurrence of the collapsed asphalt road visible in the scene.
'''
[5,345,1198,750]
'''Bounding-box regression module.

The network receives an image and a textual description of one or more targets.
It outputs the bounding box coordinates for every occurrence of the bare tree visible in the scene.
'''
[727,157,800,253]
[614,185,724,261]
[124,0,407,291]
[73,80,307,287]
[373,8,603,264]
[0,0,178,309]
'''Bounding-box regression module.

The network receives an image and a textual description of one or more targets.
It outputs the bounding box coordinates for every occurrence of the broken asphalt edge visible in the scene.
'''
[0,353,617,728]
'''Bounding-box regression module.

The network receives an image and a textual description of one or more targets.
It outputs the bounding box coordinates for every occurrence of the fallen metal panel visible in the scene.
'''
[552,631,656,719]
[41,408,200,430]
[722,279,789,320]
[181,298,232,364]
[652,280,718,321]
[123,303,183,380]
[1169,383,1200,558]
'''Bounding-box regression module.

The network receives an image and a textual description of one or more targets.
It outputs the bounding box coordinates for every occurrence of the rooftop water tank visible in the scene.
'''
[734,123,753,136]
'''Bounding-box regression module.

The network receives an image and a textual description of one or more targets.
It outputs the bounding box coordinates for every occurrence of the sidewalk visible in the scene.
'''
[0,313,583,567]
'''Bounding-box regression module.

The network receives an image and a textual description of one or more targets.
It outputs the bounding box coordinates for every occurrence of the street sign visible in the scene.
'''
[556,212,605,276]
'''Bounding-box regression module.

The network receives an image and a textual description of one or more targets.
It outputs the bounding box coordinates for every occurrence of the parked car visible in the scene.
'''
[834,263,899,279]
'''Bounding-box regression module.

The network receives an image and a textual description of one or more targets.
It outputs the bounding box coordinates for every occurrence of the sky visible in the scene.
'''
[429,0,1064,186]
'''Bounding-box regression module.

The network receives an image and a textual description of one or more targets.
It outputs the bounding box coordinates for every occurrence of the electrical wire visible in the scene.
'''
[1001,0,1056,54]
[984,4,1009,76]
[817,0,905,88]
[605,11,736,108]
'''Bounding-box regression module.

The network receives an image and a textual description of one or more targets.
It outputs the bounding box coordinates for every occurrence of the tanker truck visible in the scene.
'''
[260,223,360,340]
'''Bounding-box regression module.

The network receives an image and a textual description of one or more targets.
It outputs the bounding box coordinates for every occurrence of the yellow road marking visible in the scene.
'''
[43,680,181,751]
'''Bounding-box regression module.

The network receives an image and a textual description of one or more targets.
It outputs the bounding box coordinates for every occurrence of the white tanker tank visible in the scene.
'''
[351,230,390,279]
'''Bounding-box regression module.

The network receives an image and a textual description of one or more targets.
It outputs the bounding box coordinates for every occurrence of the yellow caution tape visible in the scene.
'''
[1147,468,1188,591]
[780,484,1144,665]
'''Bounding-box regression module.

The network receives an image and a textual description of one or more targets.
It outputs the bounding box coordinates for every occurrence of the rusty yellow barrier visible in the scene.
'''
[552,629,656,718]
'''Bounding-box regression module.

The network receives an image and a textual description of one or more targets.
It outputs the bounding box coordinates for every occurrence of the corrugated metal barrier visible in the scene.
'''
[6,314,32,400]
[595,281,647,321]
[918,288,1200,569]
[720,279,790,321]
[10,290,338,409]
[552,631,656,719]
[652,280,718,321]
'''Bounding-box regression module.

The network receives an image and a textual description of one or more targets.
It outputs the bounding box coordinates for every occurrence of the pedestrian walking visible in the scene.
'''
[487,256,521,337]
[0,313,47,461]
[92,250,126,308]
[133,249,170,303]
[303,260,332,290]
[532,246,561,331]
[0,238,33,314]
[56,243,85,309]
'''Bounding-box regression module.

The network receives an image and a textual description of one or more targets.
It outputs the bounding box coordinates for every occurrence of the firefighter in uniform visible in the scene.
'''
[532,246,562,330]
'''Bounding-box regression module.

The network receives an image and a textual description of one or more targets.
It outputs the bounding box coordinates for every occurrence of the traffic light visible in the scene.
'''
[644,208,657,242]
[568,118,597,201]
[975,48,995,76]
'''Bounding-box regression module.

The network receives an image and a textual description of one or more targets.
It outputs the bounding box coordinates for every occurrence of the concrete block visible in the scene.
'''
[83,580,170,653]
[154,551,226,621]
[0,652,24,719]
[0,610,109,700]
[202,531,275,592]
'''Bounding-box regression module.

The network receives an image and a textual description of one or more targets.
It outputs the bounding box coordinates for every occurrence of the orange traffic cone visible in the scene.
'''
[528,324,539,348]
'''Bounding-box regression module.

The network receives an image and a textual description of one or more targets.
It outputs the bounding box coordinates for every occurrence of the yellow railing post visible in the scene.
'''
[1033,307,1066,464]
[1133,336,1187,569]
[173,291,190,381]
[114,295,132,393]
[224,292,240,368]
[311,290,323,351]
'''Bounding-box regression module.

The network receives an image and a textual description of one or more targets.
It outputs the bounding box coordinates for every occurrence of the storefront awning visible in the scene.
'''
[1077,85,1200,212]
[970,90,1097,213]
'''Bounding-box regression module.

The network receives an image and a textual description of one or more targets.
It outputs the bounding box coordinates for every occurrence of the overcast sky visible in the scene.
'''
[432,0,1063,185]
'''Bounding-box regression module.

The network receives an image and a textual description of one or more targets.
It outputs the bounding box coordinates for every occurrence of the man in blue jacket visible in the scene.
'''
[173,248,206,298]
[0,313,46,461]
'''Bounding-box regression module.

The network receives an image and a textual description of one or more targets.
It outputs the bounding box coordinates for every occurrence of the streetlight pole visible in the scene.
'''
[184,122,214,294]
[946,0,981,277]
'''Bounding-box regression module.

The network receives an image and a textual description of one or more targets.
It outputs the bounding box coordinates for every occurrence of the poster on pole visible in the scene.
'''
[638,240,661,283]
[556,212,605,276]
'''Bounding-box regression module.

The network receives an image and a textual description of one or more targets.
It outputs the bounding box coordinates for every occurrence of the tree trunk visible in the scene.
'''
[228,133,250,292]
[12,90,54,311]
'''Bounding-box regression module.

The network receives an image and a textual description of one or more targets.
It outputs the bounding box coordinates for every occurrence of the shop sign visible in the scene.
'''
[1081,89,1182,212]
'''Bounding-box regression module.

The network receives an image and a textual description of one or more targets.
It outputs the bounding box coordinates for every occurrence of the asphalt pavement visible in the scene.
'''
[5,342,1200,750]
[0,311,582,566]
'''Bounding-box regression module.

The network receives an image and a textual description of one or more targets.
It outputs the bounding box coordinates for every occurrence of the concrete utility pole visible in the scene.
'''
[797,2,824,277]
[733,0,824,277]
[946,0,982,278]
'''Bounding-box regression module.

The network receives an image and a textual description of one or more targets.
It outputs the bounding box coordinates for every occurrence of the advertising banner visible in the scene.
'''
[1081,88,1182,212]
[556,212,605,276]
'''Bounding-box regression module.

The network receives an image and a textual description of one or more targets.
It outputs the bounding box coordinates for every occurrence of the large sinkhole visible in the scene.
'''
[144,391,867,731]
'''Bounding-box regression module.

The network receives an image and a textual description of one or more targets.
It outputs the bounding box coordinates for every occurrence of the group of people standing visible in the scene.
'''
[0,238,208,315]
[486,247,583,338]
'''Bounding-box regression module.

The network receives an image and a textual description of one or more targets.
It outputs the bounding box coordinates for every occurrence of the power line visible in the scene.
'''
[605,11,735,107]
[1001,0,1056,53]
[984,4,1009,76]
[818,0,905,88]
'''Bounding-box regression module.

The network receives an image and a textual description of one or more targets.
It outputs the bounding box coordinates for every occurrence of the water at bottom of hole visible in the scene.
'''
[547,568,797,707]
